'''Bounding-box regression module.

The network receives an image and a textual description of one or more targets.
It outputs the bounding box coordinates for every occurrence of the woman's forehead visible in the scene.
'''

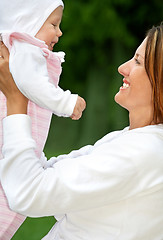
[135,38,147,57]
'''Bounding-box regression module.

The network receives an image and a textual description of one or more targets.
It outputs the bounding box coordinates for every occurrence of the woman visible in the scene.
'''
[0,24,163,240]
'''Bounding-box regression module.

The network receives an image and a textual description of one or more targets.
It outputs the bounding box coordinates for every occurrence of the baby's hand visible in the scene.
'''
[70,96,86,120]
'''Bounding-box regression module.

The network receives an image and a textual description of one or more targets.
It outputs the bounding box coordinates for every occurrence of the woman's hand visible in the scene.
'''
[0,41,28,115]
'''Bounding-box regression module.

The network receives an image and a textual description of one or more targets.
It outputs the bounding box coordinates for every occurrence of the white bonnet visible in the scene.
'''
[0,0,64,36]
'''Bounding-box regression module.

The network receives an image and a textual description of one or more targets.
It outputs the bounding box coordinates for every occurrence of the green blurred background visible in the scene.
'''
[12,0,163,239]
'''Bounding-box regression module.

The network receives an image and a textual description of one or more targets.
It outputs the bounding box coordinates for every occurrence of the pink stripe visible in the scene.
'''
[0,96,52,239]
[0,32,63,238]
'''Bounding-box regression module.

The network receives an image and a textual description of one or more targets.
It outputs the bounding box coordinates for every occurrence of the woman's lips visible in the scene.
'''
[120,78,130,90]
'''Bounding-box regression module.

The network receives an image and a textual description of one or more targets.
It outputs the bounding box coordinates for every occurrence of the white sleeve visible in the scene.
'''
[39,144,94,168]
[9,43,78,117]
[48,144,94,165]
[40,131,123,166]
[0,115,138,217]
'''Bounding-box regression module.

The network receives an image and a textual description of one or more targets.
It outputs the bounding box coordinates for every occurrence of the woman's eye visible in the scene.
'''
[134,58,140,65]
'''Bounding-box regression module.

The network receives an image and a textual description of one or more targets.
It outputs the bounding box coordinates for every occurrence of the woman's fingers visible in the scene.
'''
[0,39,3,58]
[0,41,9,60]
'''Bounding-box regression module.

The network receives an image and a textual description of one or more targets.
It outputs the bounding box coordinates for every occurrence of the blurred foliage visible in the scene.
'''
[12,0,163,239]
[44,0,163,155]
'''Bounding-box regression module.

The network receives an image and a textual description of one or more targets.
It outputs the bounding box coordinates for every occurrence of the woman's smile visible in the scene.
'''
[120,78,130,90]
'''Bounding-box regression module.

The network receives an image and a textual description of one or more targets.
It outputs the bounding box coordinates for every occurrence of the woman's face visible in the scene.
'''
[115,38,153,117]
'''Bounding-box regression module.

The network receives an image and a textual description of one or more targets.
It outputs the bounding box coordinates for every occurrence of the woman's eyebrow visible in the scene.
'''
[135,53,144,60]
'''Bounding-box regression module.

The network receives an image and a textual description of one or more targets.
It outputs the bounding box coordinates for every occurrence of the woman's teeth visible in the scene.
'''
[122,82,129,89]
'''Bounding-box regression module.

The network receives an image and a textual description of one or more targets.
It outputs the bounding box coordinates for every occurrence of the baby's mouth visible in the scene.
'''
[49,42,55,50]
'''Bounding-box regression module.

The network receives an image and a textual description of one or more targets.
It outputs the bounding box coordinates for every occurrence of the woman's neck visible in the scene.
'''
[129,108,154,130]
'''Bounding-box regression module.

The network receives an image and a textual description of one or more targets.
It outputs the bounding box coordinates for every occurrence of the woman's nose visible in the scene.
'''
[118,60,130,77]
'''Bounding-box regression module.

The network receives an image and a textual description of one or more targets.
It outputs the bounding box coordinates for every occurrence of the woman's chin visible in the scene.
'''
[114,92,127,109]
[114,91,121,104]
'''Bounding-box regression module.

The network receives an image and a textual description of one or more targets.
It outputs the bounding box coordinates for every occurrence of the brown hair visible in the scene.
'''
[145,22,163,124]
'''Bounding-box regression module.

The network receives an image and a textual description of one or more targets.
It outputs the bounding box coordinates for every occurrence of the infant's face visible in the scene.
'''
[35,6,63,51]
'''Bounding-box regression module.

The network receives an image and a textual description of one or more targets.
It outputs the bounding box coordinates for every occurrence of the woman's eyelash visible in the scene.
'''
[134,58,140,64]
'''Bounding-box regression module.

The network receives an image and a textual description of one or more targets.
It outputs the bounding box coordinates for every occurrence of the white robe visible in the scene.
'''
[1,114,163,240]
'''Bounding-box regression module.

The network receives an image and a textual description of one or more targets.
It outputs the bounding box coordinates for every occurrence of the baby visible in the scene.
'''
[0,0,86,238]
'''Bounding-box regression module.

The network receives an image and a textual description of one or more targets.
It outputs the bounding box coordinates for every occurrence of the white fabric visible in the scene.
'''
[0,0,64,36]
[8,39,77,117]
[0,114,163,240]
[0,0,77,117]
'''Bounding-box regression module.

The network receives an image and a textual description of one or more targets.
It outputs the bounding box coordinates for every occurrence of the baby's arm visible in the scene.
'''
[10,43,84,118]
